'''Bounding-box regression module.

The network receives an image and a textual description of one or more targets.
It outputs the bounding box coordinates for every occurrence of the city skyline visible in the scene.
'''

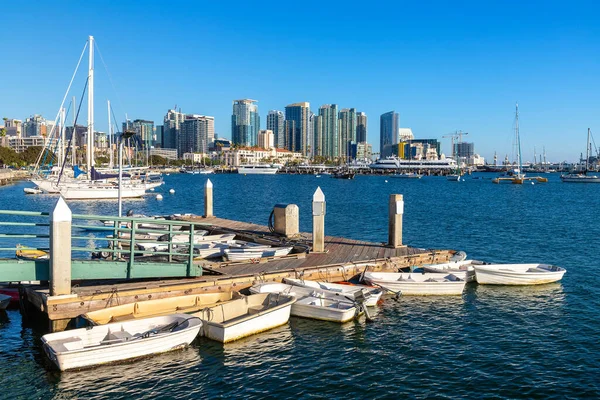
[1,2,599,162]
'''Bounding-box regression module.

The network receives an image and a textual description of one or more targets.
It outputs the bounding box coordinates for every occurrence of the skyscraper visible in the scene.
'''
[338,108,357,159]
[318,104,338,159]
[356,112,367,143]
[380,111,399,158]
[122,119,154,149]
[181,115,214,154]
[163,109,185,154]
[258,129,275,149]
[232,99,260,147]
[266,110,285,148]
[284,102,310,155]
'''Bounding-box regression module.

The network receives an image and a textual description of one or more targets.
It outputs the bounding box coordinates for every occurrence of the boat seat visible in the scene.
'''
[248,305,266,315]
[102,330,133,343]
[49,337,83,352]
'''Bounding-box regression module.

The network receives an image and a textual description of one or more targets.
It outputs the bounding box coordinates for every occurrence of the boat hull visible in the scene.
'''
[292,297,357,323]
[473,264,566,285]
[193,293,295,343]
[560,175,600,183]
[42,314,202,371]
[237,166,279,174]
[283,278,382,306]
[0,294,11,310]
[363,272,466,295]
[59,185,147,200]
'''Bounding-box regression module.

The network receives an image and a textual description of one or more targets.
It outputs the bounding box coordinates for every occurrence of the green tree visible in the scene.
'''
[20,146,56,166]
[0,146,22,166]
[148,155,167,165]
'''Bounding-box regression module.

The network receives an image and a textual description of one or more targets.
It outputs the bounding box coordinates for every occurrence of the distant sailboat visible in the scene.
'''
[560,128,600,183]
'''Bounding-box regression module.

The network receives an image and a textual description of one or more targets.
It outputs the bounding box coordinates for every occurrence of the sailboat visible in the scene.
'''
[493,104,548,184]
[30,36,150,200]
[560,128,600,183]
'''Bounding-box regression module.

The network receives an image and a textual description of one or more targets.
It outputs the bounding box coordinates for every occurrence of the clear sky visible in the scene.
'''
[1,1,599,162]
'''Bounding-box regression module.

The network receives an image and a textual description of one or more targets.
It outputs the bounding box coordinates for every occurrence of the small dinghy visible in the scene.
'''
[422,259,485,282]
[23,187,43,195]
[42,314,202,371]
[82,292,241,325]
[223,246,293,261]
[15,245,49,261]
[191,293,296,343]
[0,294,11,310]
[473,264,566,285]
[249,283,359,323]
[363,271,466,296]
[283,278,382,306]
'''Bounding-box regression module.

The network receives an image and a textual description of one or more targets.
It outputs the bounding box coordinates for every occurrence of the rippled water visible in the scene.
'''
[1,173,599,398]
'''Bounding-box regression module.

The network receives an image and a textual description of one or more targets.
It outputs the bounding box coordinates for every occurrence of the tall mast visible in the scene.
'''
[585,128,590,173]
[515,103,522,175]
[87,35,95,177]
[108,100,113,168]
[59,107,66,168]
[72,96,76,166]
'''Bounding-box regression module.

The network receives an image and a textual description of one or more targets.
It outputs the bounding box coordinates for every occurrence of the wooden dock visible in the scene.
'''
[24,215,454,331]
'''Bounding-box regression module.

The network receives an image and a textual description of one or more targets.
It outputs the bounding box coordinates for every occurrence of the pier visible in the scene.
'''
[1,183,454,331]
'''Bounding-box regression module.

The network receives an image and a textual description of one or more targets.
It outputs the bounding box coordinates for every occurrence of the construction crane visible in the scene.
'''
[442,130,468,158]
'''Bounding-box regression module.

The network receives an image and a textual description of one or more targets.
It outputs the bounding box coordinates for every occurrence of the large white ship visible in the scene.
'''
[369,156,457,170]
[237,165,279,175]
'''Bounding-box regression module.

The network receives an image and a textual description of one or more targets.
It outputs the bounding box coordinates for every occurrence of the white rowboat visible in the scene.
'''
[283,278,382,306]
[42,314,202,371]
[192,293,295,343]
[363,271,466,296]
[473,264,566,285]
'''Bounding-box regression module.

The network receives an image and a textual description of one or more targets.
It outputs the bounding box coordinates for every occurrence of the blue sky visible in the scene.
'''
[1,1,599,162]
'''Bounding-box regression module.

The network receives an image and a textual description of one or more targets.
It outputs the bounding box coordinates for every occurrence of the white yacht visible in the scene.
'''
[237,165,279,175]
[369,156,457,171]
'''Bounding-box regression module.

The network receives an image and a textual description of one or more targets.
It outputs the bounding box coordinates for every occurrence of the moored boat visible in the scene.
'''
[473,264,566,285]
[0,294,11,310]
[42,314,202,371]
[82,292,240,325]
[23,187,43,195]
[283,278,382,306]
[223,246,293,261]
[191,293,295,343]
[16,245,49,261]
[421,260,483,282]
[363,271,466,295]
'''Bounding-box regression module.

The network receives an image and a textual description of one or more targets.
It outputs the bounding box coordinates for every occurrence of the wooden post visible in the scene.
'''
[50,197,72,296]
[204,178,213,217]
[312,187,326,253]
[388,194,405,248]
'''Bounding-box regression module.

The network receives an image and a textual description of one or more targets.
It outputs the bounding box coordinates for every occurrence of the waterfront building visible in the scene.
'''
[8,136,58,153]
[317,104,338,159]
[380,111,399,158]
[150,148,178,161]
[313,114,323,158]
[182,152,207,163]
[399,128,414,142]
[65,125,87,151]
[258,129,275,149]
[164,109,185,155]
[338,108,357,160]
[95,132,107,149]
[210,138,232,153]
[397,139,441,160]
[284,102,310,156]
[266,110,285,148]
[307,111,315,159]
[123,119,155,149]
[180,115,215,155]
[454,142,475,159]
[351,142,373,161]
[356,112,367,143]
[23,115,47,138]
[220,147,305,167]
[232,99,260,147]
[2,119,23,137]
[155,125,164,148]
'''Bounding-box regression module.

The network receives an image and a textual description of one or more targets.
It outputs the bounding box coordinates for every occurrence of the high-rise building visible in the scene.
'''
[380,111,399,158]
[284,102,310,156]
[3,118,23,137]
[155,125,164,148]
[455,142,475,159]
[23,115,46,137]
[180,115,214,154]
[123,119,154,149]
[317,104,338,159]
[307,111,315,159]
[163,109,185,155]
[356,112,367,143]
[338,108,357,159]
[266,110,285,148]
[232,99,260,147]
[258,129,275,149]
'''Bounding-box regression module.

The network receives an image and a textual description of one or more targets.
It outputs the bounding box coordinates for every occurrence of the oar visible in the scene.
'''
[344,294,374,323]
[368,281,402,301]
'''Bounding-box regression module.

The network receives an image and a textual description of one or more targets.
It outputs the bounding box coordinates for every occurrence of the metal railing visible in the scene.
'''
[0,209,207,281]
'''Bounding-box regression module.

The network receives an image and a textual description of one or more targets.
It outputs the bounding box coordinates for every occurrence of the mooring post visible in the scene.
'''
[388,194,405,248]
[50,197,72,296]
[312,187,326,253]
[204,178,213,217]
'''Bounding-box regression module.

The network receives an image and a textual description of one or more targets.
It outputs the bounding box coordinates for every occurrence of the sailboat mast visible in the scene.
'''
[108,100,113,168]
[59,107,66,168]
[72,96,77,166]
[515,103,522,174]
[87,35,95,178]
[585,127,590,172]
